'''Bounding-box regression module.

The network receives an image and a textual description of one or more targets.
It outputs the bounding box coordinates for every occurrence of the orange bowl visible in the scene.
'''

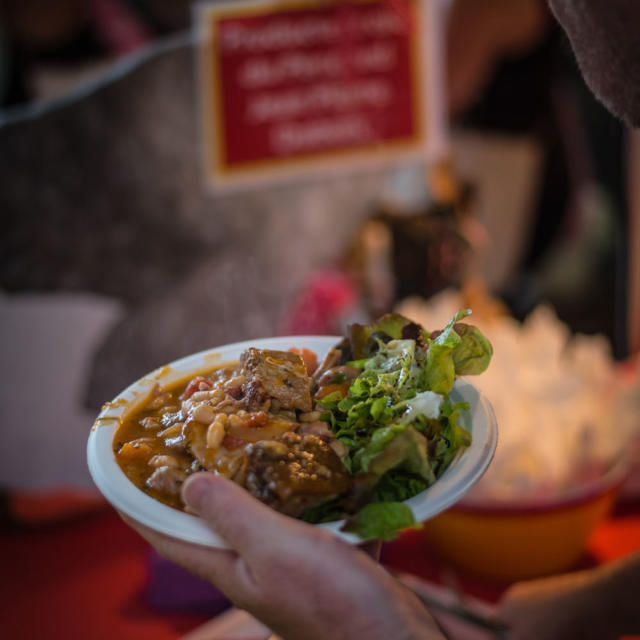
[421,459,628,582]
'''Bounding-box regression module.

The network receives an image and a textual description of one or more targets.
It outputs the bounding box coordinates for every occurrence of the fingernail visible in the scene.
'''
[182,473,212,511]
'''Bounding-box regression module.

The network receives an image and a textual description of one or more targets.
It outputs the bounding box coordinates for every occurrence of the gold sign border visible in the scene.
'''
[197,0,429,187]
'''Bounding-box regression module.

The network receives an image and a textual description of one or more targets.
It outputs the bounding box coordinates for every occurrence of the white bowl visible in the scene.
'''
[87,336,497,547]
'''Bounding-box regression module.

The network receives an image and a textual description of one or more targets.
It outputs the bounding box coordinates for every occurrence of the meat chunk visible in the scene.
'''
[240,348,312,412]
[315,365,362,387]
[245,432,351,517]
[242,377,271,413]
[146,466,187,496]
[298,420,334,442]
[312,347,342,382]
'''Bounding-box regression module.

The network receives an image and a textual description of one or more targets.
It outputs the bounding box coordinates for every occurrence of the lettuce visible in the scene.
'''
[348,313,423,359]
[400,390,443,423]
[436,397,472,474]
[373,469,431,502]
[341,502,420,541]
[356,423,436,485]
[421,309,469,394]
[451,323,493,375]
[364,339,415,389]
[315,308,492,541]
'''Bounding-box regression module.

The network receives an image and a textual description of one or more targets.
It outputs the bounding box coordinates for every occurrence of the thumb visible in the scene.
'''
[182,472,307,556]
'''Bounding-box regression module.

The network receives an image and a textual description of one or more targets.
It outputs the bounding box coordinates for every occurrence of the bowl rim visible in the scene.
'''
[87,335,498,547]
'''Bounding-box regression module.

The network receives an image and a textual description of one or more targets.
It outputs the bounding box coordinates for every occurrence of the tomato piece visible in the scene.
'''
[222,435,246,449]
[180,376,213,400]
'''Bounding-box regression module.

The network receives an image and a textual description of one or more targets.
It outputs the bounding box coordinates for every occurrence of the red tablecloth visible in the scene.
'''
[2,497,639,640]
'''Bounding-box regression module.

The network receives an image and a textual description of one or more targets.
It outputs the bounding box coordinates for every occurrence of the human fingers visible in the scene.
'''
[119,512,259,604]
[496,572,599,640]
[181,472,325,558]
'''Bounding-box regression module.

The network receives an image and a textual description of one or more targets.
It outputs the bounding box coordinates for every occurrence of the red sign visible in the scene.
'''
[197,0,432,188]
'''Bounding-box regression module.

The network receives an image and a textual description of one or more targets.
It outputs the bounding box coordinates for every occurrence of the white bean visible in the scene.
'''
[206,421,225,451]
[215,413,228,426]
[190,390,221,403]
[192,403,217,424]
[227,414,246,429]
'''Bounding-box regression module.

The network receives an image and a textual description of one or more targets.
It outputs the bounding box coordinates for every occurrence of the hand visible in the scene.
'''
[497,551,640,640]
[125,472,445,640]
[497,569,612,640]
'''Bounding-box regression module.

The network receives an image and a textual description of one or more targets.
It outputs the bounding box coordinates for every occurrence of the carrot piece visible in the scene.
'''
[117,439,154,462]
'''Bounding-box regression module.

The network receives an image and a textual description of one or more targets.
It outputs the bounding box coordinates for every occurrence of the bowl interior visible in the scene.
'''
[87,336,498,547]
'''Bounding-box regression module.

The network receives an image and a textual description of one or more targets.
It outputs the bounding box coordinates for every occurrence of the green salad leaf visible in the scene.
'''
[421,309,469,394]
[373,469,431,502]
[451,323,494,375]
[356,423,436,485]
[308,309,493,541]
[342,502,420,541]
[349,313,422,359]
